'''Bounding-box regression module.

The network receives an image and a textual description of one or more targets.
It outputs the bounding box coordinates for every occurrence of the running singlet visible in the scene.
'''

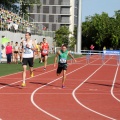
[41,43,49,55]
[14,46,19,51]
[22,40,33,58]
[58,50,68,64]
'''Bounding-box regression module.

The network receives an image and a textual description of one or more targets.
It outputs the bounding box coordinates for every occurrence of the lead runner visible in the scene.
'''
[54,44,76,88]
[21,32,36,87]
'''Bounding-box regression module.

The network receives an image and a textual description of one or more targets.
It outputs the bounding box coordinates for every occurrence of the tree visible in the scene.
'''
[82,11,120,50]
[0,0,41,15]
[19,0,41,16]
[54,26,71,47]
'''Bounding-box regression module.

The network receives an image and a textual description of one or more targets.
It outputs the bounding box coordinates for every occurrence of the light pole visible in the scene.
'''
[76,0,82,53]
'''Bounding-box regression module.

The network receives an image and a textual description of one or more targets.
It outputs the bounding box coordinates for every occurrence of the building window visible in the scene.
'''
[37,6,40,13]
[38,15,40,22]
[52,6,56,14]
[49,15,54,22]
[52,24,56,31]
[58,0,62,5]
[43,6,49,13]
[43,0,46,5]
[43,15,46,22]
[58,15,61,22]
[49,0,54,5]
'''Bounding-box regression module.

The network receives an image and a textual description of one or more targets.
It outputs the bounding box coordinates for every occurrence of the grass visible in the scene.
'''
[0,54,82,77]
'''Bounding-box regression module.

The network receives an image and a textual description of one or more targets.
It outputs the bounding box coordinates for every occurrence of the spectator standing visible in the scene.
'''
[90,44,95,50]
[90,44,95,55]
[6,42,12,64]
[13,42,19,64]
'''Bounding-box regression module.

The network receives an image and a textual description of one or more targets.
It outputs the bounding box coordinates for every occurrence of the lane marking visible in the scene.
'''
[72,57,116,120]
[111,65,120,102]
[0,56,93,120]
[0,69,56,89]
[31,58,101,120]
[0,56,87,89]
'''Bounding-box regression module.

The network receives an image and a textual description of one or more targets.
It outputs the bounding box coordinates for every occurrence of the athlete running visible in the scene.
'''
[54,44,76,88]
[21,32,36,87]
[41,38,49,70]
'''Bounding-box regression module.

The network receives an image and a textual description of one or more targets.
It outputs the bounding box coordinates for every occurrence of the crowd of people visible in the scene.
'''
[4,37,49,65]
[0,8,37,33]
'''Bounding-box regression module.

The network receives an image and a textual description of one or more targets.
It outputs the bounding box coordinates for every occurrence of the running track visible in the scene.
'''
[0,55,120,120]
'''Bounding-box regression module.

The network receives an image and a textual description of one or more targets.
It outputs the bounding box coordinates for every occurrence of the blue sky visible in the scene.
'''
[82,0,120,21]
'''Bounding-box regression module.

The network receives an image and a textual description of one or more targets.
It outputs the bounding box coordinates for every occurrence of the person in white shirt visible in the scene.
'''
[21,32,36,87]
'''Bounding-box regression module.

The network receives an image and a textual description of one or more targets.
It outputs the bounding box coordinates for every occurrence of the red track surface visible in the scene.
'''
[0,55,120,120]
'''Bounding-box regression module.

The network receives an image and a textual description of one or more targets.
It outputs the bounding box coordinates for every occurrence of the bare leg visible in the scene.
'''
[44,55,48,69]
[30,67,33,75]
[22,65,27,85]
[16,53,18,64]
[62,70,66,87]
[14,53,16,63]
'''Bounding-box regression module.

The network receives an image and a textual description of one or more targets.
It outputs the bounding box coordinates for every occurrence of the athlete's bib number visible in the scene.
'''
[42,50,48,55]
[24,47,31,54]
[60,58,66,63]
[43,50,47,54]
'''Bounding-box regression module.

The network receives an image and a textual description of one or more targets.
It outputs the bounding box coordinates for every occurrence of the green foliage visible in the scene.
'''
[82,10,120,50]
[55,26,71,47]
[0,0,41,15]
[19,0,41,15]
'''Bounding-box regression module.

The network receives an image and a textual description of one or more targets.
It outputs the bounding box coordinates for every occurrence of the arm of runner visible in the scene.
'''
[54,51,59,67]
[31,40,37,51]
[68,51,76,62]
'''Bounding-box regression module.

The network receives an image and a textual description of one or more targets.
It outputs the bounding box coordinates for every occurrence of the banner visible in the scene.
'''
[103,50,120,55]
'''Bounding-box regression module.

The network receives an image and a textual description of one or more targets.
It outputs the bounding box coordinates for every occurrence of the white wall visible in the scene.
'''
[0,31,54,59]
[0,31,53,47]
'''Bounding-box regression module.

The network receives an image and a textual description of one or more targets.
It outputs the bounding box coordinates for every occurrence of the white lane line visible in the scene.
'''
[0,57,87,120]
[0,55,86,79]
[72,57,116,120]
[1,93,120,95]
[0,63,54,79]
[0,69,56,89]
[0,57,87,89]
[111,65,120,102]
[31,58,100,120]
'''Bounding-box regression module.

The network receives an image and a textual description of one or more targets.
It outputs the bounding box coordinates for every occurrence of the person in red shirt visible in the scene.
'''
[40,38,49,70]
[90,44,95,50]
[6,42,12,64]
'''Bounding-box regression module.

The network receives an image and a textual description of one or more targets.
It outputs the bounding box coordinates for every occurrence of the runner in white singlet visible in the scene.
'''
[21,32,36,87]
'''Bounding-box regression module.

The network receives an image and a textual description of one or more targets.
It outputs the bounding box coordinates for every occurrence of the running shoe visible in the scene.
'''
[21,83,26,87]
[44,68,46,71]
[30,72,34,77]
[62,85,65,88]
